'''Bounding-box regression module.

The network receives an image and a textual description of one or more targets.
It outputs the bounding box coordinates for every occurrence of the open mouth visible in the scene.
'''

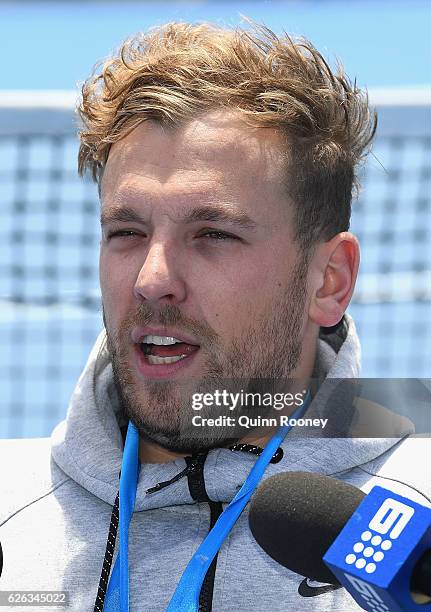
[139,334,200,365]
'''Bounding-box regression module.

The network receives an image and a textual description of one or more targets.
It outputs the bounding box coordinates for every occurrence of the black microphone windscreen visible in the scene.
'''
[249,471,365,584]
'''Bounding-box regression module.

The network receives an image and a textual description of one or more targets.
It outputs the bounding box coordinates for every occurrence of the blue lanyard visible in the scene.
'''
[104,393,311,611]
[104,421,140,611]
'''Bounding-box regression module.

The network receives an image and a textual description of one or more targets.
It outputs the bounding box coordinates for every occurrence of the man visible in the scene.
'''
[1,20,430,612]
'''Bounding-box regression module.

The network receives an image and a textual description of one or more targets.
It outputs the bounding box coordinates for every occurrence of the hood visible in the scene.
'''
[51,314,413,511]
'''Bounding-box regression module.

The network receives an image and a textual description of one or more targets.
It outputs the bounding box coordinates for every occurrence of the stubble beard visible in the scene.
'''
[105,255,309,454]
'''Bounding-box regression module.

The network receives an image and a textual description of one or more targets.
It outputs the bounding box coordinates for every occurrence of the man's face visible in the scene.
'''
[100,112,313,453]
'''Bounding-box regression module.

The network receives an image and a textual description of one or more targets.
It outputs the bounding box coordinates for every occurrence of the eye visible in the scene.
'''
[106,229,141,240]
[198,229,239,241]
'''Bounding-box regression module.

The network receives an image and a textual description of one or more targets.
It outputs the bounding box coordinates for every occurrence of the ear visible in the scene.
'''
[308,232,360,327]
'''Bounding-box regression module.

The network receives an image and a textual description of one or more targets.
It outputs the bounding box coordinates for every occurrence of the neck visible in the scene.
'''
[138,431,279,464]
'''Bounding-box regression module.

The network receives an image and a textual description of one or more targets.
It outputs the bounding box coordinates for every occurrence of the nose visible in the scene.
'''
[133,240,187,305]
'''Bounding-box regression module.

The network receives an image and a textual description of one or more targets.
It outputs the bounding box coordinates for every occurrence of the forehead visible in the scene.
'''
[101,111,291,224]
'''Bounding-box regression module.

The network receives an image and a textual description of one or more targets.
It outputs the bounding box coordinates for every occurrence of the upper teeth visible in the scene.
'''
[142,335,182,345]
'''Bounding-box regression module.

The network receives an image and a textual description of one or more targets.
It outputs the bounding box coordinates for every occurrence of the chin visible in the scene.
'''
[138,426,236,455]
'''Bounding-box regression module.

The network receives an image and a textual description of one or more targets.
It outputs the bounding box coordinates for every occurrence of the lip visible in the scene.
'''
[133,343,200,380]
[131,326,201,380]
[131,326,200,346]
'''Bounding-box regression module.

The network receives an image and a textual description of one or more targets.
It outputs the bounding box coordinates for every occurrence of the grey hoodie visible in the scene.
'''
[1,314,430,612]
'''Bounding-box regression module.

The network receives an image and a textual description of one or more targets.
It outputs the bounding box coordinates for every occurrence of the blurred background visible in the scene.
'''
[1,0,430,438]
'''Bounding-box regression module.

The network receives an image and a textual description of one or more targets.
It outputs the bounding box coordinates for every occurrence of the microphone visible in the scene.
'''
[249,472,431,611]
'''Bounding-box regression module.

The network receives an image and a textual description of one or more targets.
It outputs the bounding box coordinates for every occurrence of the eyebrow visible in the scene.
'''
[100,203,258,230]
[100,206,144,227]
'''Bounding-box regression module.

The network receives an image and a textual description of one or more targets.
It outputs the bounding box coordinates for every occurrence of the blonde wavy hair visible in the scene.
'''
[78,19,376,250]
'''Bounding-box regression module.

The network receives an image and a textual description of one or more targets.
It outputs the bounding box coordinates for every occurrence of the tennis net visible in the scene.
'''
[1,89,430,438]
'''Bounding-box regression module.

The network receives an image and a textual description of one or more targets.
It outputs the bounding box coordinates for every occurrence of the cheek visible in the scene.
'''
[194,267,273,333]
[99,252,138,324]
